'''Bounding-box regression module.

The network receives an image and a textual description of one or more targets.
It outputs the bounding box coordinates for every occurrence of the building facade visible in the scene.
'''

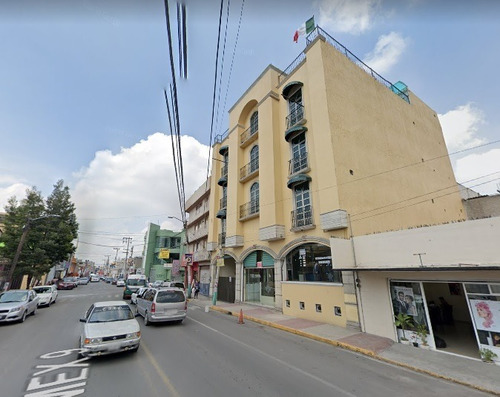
[142,223,185,283]
[207,28,465,330]
[186,178,211,296]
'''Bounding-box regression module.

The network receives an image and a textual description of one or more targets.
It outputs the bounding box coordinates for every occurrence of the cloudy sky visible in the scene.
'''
[1,0,499,264]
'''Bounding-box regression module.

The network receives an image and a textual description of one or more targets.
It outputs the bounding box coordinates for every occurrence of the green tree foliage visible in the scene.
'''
[0,181,78,285]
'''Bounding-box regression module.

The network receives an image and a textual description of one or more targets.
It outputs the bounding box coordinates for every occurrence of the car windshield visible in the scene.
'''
[156,290,185,303]
[63,278,73,282]
[0,291,28,303]
[34,287,51,293]
[88,305,134,323]
[127,279,146,286]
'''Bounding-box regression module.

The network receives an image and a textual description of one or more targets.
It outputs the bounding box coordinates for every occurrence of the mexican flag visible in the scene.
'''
[293,16,315,43]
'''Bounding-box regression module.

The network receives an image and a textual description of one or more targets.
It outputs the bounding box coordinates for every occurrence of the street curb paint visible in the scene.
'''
[209,305,500,396]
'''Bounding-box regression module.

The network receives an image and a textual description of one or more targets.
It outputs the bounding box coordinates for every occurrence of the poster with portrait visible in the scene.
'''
[470,299,500,333]
[392,286,418,316]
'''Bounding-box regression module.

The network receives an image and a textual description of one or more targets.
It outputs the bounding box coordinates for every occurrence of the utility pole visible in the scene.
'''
[113,247,120,276]
[123,237,132,277]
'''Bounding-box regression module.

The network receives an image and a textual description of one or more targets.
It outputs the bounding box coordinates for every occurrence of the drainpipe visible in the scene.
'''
[348,214,365,332]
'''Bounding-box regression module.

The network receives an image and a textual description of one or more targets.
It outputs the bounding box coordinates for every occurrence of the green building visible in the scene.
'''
[142,223,186,282]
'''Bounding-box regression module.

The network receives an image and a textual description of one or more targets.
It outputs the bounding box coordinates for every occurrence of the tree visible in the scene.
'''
[0,181,78,288]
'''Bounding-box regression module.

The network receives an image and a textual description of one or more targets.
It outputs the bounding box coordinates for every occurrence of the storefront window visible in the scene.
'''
[390,281,429,344]
[285,243,342,283]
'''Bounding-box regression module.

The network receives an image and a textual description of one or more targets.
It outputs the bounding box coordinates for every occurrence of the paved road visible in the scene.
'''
[0,282,492,396]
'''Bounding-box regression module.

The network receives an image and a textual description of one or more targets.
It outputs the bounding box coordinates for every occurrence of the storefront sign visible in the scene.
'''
[217,256,224,267]
[257,261,262,268]
[159,249,170,259]
[470,299,500,332]
[184,253,193,265]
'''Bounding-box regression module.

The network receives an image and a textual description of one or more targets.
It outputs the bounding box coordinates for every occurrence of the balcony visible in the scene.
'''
[220,196,227,210]
[240,125,258,148]
[187,225,208,242]
[291,207,314,231]
[218,232,226,247]
[240,159,259,182]
[217,164,228,186]
[288,153,309,176]
[193,249,210,262]
[239,200,259,220]
[286,104,306,129]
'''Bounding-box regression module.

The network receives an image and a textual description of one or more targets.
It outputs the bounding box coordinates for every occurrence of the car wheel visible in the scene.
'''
[47,300,51,307]
[144,313,150,326]
[131,346,139,353]
[20,311,27,323]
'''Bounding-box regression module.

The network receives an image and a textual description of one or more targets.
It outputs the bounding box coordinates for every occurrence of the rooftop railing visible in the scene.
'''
[279,26,409,104]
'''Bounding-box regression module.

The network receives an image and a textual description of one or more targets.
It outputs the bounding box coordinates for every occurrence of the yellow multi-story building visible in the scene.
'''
[207,28,465,329]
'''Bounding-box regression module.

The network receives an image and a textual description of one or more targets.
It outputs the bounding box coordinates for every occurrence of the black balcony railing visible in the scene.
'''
[291,207,313,228]
[240,158,259,180]
[288,153,308,175]
[286,104,305,129]
[239,200,259,219]
[240,124,258,146]
[220,196,227,210]
[218,232,226,247]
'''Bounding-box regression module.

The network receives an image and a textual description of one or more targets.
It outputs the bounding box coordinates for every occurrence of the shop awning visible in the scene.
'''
[217,175,228,186]
[282,81,303,99]
[285,125,308,142]
[216,209,226,219]
[219,145,229,155]
[287,173,311,189]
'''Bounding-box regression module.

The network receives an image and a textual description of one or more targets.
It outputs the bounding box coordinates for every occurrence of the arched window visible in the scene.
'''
[250,111,258,135]
[287,89,303,127]
[250,182,259,214]
[250,145,259,173]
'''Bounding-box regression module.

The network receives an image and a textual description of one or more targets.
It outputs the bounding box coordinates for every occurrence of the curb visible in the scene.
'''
[209,305,500,396]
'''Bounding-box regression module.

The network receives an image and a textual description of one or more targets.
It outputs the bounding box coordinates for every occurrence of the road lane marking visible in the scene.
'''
[189,317,357,397]
[141,341,181,397]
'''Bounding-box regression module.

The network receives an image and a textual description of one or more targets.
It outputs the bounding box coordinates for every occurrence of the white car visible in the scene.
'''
[130,287,146,305]
[33,285,58,306]
[116,279,125,287]
[0,289,39,323]
[79,301,141,357]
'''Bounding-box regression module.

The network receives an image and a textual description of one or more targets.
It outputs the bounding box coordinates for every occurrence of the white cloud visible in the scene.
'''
[362,32,408,74]
[438,104,485,152]
[72,133,209,263]
[317,0,380,35]
[439,104,499,195]
[454,149,500,195]
[0,182,31,211]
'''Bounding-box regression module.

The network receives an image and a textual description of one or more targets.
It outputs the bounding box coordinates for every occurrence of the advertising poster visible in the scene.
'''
[392,286,417,316]
[470,299,500,332]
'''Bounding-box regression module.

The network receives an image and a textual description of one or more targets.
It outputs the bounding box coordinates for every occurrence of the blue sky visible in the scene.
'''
[1,0,499,263]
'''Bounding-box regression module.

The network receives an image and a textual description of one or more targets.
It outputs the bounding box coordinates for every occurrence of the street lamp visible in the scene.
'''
[6,215,60,289]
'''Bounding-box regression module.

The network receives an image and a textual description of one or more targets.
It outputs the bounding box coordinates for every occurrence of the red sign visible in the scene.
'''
[257,261,263,268]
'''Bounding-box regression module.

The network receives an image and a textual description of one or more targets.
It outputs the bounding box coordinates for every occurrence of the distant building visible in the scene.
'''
[142,223,185,282]
[185,178,211,295]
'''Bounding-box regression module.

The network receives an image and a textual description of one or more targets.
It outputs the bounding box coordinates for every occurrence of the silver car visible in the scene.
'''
[33,285,58,306]
[136,288,187,325]
[0,289,39,323]
[79,301,141,357]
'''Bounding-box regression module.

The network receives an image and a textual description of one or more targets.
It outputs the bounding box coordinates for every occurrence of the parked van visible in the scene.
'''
[136,288,187,325]
[123,274,148,299]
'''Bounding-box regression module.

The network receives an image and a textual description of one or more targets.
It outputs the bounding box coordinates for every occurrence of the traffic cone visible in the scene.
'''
[238,309,244,324]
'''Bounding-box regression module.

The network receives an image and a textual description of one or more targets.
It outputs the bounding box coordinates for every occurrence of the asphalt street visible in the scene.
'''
[0,282,492,397]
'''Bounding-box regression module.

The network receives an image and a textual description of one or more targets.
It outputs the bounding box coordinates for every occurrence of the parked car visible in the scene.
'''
[167,282,185,290]
[130,287,147,305]
[90,275,100,282]
[151,280,164,288]
[105,277,113,283]
[136,287,187,325]
[79,301,141,357]
[78,277,90,285]
[111,278,118,285]
[32,285,58,306]
[116,279,125,287]
[57,278,76,290]
[66,277,79,288]
[0,289,39,323]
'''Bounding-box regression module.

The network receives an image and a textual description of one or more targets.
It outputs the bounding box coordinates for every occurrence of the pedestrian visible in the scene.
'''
[194,280,200,298]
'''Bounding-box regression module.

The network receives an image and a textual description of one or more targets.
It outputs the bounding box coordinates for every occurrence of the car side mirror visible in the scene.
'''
[79,318,86,323]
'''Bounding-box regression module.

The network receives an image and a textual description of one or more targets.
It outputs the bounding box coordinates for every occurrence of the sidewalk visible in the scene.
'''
[189,295,500,396]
